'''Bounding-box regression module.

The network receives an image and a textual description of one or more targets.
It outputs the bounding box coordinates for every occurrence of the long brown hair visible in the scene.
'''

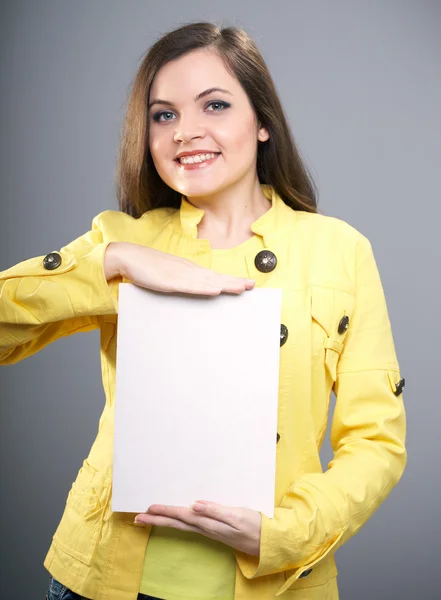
[116,22,317,217]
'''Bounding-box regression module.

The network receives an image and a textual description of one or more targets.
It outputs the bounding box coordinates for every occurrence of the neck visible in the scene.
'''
[186,176,271,248]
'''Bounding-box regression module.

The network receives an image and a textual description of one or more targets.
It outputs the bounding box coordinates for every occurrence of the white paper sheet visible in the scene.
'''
[112,283,282,518]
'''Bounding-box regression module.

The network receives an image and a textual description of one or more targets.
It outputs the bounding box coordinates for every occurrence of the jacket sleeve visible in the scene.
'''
[0,213,118,365]
[235,234,407,590]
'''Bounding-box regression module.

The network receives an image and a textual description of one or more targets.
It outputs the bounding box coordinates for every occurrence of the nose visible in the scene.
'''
[173,114,206,144]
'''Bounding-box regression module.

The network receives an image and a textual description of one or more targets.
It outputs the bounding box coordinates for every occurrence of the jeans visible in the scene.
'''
[46,576,163,600]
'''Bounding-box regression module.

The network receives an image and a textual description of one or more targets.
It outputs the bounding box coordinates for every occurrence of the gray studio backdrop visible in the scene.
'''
[0,1,439,599]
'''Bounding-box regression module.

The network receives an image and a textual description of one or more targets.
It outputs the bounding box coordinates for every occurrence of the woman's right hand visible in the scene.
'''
[104,242,255,296]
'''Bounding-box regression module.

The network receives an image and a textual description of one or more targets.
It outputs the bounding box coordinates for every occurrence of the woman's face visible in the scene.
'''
[148,48,269,199]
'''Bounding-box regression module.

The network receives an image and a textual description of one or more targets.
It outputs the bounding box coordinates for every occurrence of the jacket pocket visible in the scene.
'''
[310,286,355,441]
[53,459,111,566]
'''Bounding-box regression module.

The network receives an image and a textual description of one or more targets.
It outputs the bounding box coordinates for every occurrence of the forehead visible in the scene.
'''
[149,49,241,99]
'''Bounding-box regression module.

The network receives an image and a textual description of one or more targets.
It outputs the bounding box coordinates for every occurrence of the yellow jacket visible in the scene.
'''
[0,186,406,600]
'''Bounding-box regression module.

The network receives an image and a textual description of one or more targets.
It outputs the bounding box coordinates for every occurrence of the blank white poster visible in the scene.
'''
[112,283,282,518]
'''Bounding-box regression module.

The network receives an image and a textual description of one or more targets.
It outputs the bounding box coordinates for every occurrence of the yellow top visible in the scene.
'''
[139,528,236,600]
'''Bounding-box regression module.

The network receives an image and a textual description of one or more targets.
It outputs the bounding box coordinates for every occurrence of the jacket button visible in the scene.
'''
[254,250,277,273]
[280,324,288,347]
[394,378,405,396]
[299,568,313,578]
[338,315,349,334]
[43,252,62,270]
[276,432,280,443]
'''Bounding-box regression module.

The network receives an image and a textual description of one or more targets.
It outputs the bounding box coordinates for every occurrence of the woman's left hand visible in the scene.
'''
[134,500,262,556]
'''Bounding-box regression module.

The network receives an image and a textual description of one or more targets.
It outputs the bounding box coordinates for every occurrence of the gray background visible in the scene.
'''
[0,1,439,598]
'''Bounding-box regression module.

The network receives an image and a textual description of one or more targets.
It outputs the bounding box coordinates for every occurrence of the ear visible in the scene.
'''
[257,125,270,142]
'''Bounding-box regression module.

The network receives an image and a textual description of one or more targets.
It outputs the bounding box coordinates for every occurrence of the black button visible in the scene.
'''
[276,432,280,443]
[338,315,349,334]
[280,324,288,347]
[299,568,313,578]
[254,250,277,273]
[43,252,62,270]
[394,378,405,396]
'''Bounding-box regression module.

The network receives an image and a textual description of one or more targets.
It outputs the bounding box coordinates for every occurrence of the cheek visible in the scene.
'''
[148,134,170,176]
[148,133,161,163]
[220,117,258,157]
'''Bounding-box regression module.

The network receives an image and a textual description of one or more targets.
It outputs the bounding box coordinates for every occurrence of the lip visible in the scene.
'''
[175,153,221,171]
[175,150,220,159]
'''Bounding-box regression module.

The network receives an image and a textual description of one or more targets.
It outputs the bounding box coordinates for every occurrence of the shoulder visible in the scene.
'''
[293,211,375,290]
[90,207,178,238]
[295,210,372,255]
[297,210,367,243]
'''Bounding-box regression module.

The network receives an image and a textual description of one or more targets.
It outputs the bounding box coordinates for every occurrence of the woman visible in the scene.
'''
[0,21,406,600]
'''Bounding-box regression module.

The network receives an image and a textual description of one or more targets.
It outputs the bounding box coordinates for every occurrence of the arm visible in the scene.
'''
[0,214,118,365]
[0,215,255,366]
[235,234,407,590]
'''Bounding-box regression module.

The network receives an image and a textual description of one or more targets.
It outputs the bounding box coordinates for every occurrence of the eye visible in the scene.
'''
[152,110,176,123]
[206,100,231,112]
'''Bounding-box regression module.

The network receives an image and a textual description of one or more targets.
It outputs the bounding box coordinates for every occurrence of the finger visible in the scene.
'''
[215,275,255,288]
[176,271,254,295]
[189,501,240,528]
[203,270,253,285]
[173,280,251,296]
[136,509,230,540]
[146,504,215,524]
[135,513,202,534]
[175,284,223,296]
[146,504,192,518]
[215,279,255,295]
[145,504,236,535]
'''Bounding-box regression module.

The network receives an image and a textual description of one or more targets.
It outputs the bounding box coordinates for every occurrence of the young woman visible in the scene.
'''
[0,21,406,600]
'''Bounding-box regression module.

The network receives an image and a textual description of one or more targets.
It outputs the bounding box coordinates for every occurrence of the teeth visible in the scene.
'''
[179,153,217,165]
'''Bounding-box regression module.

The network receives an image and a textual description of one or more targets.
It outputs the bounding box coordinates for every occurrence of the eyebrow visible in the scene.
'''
[148,87,232,109]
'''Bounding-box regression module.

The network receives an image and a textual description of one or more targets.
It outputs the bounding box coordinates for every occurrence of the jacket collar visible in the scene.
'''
[178,185,297,248]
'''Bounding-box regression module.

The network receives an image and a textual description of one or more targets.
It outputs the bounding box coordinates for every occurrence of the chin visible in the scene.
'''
[169,179,230,199]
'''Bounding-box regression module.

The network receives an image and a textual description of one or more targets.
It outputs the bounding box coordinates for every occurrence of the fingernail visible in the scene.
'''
[191,502,205,512]
[133,519,144,526]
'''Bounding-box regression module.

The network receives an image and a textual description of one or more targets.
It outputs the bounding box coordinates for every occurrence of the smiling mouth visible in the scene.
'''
[175,152,221,169]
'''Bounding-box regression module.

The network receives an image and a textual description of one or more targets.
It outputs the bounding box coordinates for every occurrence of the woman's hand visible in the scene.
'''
[104,242,255,296]
[134,500,262,556]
